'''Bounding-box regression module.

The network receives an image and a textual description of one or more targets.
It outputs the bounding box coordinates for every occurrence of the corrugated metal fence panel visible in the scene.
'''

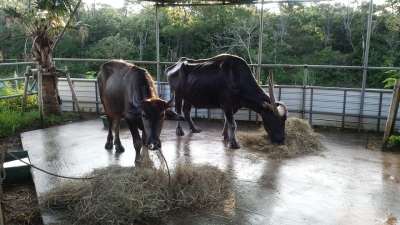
[274,87,303,113]
[362,91,386,131]
[59,79,99,112]
[345,91,362,115]
[56,79,400,132]
[58,80,73,112]
[312,89,349,114]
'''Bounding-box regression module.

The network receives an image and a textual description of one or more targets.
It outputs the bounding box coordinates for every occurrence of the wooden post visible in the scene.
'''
[383,79,400,145]
[65,67,84,119]
[21,66,31,115]
[36,66,44,127]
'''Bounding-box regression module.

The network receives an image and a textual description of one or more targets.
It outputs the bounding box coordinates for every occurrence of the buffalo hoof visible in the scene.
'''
[222,133,229,141]
[134,155,141,164]
[229,141,240,149]
[176,127,185,136]
[115,146,125,153]
[190,126,202,133]
[105,142,113,149]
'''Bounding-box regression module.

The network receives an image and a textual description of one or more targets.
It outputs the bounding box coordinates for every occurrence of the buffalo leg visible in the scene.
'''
[141,130,147,148]
[174,94,185,136]
[113,119,125,153]
[183,101,201,133]
[105,115,113,149]
[222,116,229,141]
[223,109,240,149]
[127,123,142,162]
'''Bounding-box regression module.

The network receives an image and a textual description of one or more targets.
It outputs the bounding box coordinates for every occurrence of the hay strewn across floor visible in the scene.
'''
[238,117,324,160]
[40,161,232,224]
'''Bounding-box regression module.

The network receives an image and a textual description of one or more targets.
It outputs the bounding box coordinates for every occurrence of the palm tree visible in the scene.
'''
[2,0,85,116]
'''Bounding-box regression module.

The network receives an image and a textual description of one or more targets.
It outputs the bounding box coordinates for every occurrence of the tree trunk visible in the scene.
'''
[33,30,62,116]
[41,75,61,116]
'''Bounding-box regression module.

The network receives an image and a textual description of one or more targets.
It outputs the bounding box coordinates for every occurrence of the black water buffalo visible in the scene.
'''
[165,54,287,148]
[98,60,184,161]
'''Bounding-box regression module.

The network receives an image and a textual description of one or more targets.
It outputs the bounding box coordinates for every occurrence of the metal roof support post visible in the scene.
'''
[358,0,373,132]
[257,0,264,83]
[256,0,264,125]
[302,65,308,119]
[156,4,161,95]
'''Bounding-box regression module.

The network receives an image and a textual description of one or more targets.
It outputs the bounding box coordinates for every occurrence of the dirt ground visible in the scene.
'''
[0,112,101,225]
[0,115,386,225]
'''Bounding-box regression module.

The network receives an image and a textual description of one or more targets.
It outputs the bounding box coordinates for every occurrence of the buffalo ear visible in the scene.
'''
[132,91,143,109]
[165,109,185,121]
[262,101,272,111]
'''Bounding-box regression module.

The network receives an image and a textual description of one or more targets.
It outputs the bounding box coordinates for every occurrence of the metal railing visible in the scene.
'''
[1,59,399,133]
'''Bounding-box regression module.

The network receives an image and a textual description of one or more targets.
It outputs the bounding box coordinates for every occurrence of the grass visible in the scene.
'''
[0,109,101,137]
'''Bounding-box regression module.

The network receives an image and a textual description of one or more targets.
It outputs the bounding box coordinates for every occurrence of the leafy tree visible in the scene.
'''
[86,34,136,59]
[1,1,400,89]
[2,0,88,116]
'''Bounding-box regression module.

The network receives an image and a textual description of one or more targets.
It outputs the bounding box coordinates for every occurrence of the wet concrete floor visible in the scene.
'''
[21,119,400,225]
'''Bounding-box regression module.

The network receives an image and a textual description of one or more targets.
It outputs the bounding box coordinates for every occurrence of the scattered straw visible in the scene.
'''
[40,161,232,224]
[237,117,324,160]
[171,164,231,208]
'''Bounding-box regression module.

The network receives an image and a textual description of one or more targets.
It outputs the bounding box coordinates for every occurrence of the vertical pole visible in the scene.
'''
[383,79,400,145]
[37,66,44,127]
[21,66,31,115]
[302,66,308,119]
[256,0,264,125]
[342,90,347,129]
[309,88,314,125]
[377,92,383,132]
[155,4,161,95]
[95,80,99,113]
[358,0,373,131]
[65,67,84,119]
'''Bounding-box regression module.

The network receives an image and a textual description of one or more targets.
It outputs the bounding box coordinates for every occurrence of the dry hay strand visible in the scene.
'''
[2,181,43,224]
[238,117,324,160]
[171,164,231,209]
[40,163,232,224]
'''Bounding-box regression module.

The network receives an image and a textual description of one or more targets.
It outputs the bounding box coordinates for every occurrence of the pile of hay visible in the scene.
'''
[40,158,232,224]
[237,117,324,159]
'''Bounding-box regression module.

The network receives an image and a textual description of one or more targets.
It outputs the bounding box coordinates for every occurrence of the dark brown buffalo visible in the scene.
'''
[98,60,184,161]
[165,54,287,148]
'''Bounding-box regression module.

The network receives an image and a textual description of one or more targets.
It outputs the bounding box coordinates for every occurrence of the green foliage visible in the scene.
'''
[1,2,400,88]
[85,71,97,79]
[0,75,38,111]
[86,34,137,59]
[0,109,94,137]
[385,135,400,151]
[0,110,38,137]
[382,70,400,88]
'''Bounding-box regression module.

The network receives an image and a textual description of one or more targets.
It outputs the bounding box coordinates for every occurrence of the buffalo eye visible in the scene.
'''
[142,114,148,120]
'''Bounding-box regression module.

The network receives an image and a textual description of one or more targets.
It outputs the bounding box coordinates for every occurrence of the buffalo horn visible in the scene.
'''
[267,71,287,118]
[132,91,142,108]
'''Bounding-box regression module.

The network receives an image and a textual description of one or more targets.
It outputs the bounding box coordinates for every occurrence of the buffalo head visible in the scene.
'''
[260,71,287,144]
[125,91,184,150]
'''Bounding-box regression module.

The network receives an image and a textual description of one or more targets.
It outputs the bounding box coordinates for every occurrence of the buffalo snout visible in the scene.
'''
[146,140,161,150]
[269,132,285,145]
